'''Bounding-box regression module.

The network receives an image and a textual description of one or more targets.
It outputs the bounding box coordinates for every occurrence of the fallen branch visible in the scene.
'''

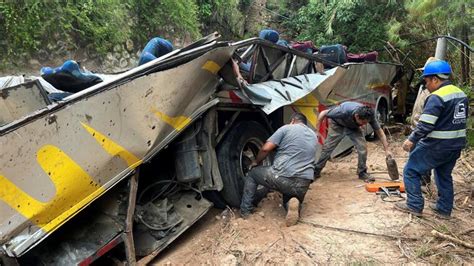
[460,228,474,235]
[434,242,457,250]
[225,231,240,251]
[460,158,474,173]
[431,230,474,249]
[252,237,282,261]
[399,214,413,233]
[397,239,412,259]
[292,238,315,259]
[300,219,419,241]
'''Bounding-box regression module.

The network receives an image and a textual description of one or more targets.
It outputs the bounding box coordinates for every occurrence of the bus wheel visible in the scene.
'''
[216,121,271,207]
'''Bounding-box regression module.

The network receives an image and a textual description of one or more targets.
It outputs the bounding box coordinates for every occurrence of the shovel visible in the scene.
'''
[386,155,399,180]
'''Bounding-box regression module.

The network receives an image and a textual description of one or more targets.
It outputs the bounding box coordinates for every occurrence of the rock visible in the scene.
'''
[28,59,41,68]
[257,211,265,217]
[119,58,128,68]
[106,53,115,61]
[113,44,122,53]
[125,39,134,52]
[220,254,238,265]
[122,51,130,60]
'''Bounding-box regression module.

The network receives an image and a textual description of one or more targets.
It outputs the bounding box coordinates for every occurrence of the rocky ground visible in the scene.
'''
[152,132,473,265]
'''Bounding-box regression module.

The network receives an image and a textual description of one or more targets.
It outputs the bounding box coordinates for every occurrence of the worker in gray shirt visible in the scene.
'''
[240,113,316,226]
[314,101,392,181]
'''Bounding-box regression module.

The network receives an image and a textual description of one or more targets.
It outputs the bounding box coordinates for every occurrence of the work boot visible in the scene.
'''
[394,202,422,217]
[313,168,322,179]
[358,172,375,182]
[285,198,300,227]
[429,203,451,220]
[240,209,251,219]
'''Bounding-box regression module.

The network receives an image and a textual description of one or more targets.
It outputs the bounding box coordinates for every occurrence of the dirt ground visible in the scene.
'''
[152,132,473,265]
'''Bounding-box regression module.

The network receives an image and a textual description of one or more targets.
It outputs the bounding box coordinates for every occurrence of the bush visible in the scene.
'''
[0,0,201,69]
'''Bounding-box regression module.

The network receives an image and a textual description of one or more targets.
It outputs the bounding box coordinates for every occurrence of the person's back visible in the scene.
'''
[270,123,317,179]
[412,83,468,151]
[239,113,317,226]
[327,101,379,130]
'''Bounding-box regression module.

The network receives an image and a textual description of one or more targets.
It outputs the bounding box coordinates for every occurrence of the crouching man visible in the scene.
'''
[240,113,317,226]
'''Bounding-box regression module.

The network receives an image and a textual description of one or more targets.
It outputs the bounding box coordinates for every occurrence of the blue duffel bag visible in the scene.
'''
[319,44,347,67]
[41,60,103,93]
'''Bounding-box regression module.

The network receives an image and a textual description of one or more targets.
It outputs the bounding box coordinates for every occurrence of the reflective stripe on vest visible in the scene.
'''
[419,114,438,125]
[427,129,466,139]
[432,85,466,102]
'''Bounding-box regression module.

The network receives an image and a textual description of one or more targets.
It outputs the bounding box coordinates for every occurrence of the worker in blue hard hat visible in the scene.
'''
[394,60,469,219]
[138,37,174,66]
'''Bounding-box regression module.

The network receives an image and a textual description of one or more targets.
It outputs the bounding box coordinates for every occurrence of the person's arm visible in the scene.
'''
[251,142,277,167]
[314,109,329,140]
[403,95,444,152]
[251,126,286,168]
[315,109,329,129]
[232,59,248,87]
[374,128,392,156]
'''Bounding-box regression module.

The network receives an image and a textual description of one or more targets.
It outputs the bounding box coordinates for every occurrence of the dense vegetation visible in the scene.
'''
[0,0,472,144]
[0,0,471,85]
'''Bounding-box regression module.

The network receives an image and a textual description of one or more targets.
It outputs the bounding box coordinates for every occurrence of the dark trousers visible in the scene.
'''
[240,166,311,213]
[403,145,461,215]
[315,120,368,175]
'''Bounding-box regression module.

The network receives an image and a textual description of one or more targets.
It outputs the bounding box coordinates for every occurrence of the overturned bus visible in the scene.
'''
[0,33,401,264]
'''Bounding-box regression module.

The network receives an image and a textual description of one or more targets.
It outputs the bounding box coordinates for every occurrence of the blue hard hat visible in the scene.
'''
[421,60,452,77]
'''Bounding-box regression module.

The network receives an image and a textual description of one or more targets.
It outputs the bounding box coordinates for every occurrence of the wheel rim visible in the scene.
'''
[376,106,387,126]
[239,137,269,176]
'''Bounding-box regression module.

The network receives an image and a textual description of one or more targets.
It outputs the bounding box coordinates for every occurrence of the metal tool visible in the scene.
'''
[386,155,399,180]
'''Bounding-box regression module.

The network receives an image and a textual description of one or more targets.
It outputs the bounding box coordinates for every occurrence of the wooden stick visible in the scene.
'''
[300,219,419,241]
[460,228,474,235]
[292,238,315,259]
[252,237,282,261]
[431,230,474,249]
[397,239,412,259]
[460,158,474,172]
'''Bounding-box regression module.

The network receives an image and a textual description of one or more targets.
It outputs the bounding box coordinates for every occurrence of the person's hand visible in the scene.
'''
[248,160,258,171]
[402,140,414,152]
[237,76,248,88]
[385,149,393,158]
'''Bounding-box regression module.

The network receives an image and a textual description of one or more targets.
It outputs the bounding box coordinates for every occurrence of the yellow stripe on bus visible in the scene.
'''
[81,123,142,168]
[293,94,319,127]
[152,109,191,131]
[0,145,104,232]
[202,60,221,74]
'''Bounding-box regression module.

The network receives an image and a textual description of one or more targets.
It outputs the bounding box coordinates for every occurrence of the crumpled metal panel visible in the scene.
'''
[243,63,397,115]
[0,80,51,126]
[243,68,337,113]
[316,63,397,106]
[0,45,234,257]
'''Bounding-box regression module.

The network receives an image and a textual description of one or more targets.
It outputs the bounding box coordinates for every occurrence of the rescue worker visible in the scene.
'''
[410,57,441,192]
[313,101,392,182]
[394,60,468,219]
[240,113,317,226]
[138,37,173,66]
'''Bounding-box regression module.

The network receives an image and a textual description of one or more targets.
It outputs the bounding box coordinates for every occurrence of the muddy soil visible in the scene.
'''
[153,132,473,265]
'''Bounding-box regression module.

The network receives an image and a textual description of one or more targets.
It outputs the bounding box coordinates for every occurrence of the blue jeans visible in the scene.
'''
[403,145,461,215]
[315,120,368,175]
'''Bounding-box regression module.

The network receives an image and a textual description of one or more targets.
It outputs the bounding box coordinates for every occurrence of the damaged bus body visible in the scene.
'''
[0,34,401,264]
